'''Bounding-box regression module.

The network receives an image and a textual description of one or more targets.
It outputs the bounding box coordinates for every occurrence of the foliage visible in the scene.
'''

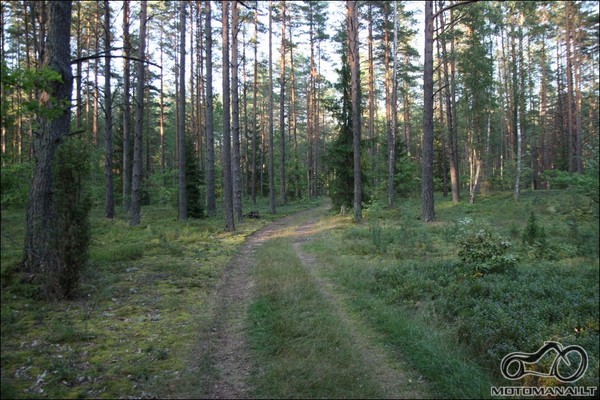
[0,162,33,207]
[521,211,547,258]
[394,142,420,197]
[52,137,93,298]
[1,197,321,398]
[325,28,354,212]
[543,154,599,203]
[304,192,599,391]
[185,140,205,219]
[457,218,517,275]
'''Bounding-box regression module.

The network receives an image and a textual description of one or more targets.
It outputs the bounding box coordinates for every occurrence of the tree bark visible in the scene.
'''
[222,0,235,230]
[439,1,459,204]
[178,0,187,221]
[279,0,287,206]
[103,0,114,219]
[205,0,216,216]
[367,3,375,188]
[251,4,258,205]
[232,0,243,221]
[122,0,132,211]
[23,0,73,299]
[130,0,146,226]
[288,14,300,200]
[421,0,435,222]
[388,1,398,208]
[268,0,276,214]
[347,0,361,222]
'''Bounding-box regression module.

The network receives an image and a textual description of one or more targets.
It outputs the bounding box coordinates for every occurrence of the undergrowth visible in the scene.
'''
[249,234,382,399]
[0,197,320,398]
[305,190,599,395]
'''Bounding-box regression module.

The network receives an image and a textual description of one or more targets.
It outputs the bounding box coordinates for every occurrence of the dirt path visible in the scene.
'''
[198,209,318,399]
[292,216,430,399]
[199,205,428,399]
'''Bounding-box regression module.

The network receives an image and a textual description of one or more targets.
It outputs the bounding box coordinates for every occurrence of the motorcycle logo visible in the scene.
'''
[501,341,588,383]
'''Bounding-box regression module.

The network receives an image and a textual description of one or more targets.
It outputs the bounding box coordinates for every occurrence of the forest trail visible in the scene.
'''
[198,204,429,399]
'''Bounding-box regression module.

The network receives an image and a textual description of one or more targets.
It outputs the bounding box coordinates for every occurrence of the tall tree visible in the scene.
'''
[178,0,187,220]
[279,0,287,206]
[205,0,216,217]
[421,0,435,221]
[130,0,147,227]
[268,0,276,214]
[251,3,258,205]
[387,1,398,208]
[222,0,235,230]
[23,0,73,299]
[347,0,361,222]
[122,0,132,211]
[438,0,460,204]
[103,0,114,219]
[232,0,243,221]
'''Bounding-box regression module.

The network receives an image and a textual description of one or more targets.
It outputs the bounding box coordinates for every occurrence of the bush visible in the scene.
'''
[457,219,517,275]
[521,211,547,259]
[185,141,205,218]
[1,162,33,207]
[53,137,92,298]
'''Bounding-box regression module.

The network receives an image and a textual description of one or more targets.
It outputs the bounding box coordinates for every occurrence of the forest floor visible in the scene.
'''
[193,203,430,398]
[2,191,598,398]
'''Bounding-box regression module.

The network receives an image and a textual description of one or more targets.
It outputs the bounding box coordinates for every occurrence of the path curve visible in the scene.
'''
[198,208,320,399]
[198,204,428,399]
[292,216,430,399]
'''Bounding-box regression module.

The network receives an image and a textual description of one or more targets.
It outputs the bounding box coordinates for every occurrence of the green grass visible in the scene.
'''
[249,233,384,399]
[0,197,320,399]
[304,190,599,396]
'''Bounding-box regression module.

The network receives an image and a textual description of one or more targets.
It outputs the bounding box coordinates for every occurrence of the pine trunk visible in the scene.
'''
[421,1,435,222]
[130,0,146,226]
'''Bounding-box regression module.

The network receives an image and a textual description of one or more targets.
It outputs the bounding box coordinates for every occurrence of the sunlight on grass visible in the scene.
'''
[305,191,599,395]
[0,199,321,398]
[249,236,383,399]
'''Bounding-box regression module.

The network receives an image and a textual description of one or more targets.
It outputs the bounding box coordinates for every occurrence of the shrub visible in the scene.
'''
[185,141,205,218]
[53,137,93,298]
[0,162,33,207]
[521,211,547,259]
[457,219,517,275]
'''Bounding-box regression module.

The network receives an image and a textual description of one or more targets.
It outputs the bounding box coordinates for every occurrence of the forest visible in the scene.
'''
[1,0,599,398]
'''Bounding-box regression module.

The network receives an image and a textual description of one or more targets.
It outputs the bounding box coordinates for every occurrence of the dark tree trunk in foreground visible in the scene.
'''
[205,1,216,217]
[347,0,361,222]
[23,0,73,299]
[103,0,114,219]
[130,0,147,227]
[268,0,276,214]
[222,0,235,231]
[178,0,187,221]
[421,0,435,222]
[122,0,132,212]
[279,1,287,206]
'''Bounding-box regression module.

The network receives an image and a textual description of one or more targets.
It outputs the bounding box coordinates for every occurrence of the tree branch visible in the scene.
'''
[432,0,477,20]
[71,53,162,69]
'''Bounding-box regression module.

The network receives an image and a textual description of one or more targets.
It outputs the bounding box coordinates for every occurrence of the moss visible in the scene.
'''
[2,199,320,398]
